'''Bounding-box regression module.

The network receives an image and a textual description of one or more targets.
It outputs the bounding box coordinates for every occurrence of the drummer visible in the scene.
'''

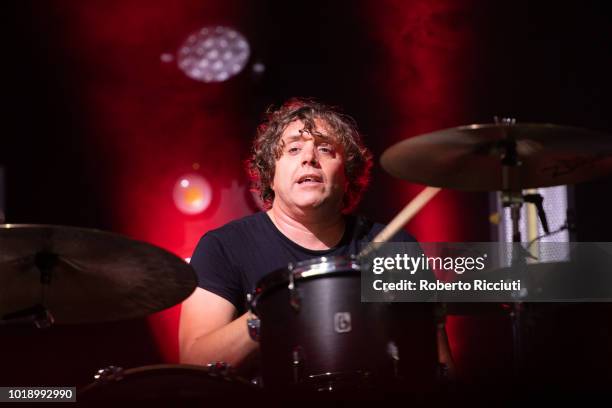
[179,98,454,375]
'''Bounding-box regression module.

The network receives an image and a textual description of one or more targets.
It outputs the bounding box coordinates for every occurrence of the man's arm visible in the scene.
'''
[179,287,258,367]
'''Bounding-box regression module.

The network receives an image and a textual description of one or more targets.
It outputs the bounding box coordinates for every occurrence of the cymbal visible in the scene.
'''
[0,224,197,324]
[380,123,612,191]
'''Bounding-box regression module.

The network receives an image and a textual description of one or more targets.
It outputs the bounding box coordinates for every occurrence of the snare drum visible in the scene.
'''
[248,256,438,392]
[78,364,258,403]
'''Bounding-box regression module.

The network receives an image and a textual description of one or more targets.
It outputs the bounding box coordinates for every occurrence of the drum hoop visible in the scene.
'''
[78,364,250,394]
[249,255,360,312]
[78,363,255,401]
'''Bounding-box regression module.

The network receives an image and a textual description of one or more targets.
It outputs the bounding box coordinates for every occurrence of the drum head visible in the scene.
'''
[250,256,361,311]
[78,364,257,403]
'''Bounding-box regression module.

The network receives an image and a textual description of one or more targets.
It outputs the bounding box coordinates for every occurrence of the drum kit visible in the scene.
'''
[2,119,612,400]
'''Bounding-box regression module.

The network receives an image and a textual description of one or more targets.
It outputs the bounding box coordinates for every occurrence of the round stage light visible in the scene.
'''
[177,26,250,83]
[173,174,213,215]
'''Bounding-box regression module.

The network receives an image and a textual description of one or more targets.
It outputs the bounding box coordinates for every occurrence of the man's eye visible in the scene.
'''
[288,147,300,154]
[318,146,333,153]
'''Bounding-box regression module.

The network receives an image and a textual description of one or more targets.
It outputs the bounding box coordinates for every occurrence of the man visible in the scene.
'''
[179,98,454,378]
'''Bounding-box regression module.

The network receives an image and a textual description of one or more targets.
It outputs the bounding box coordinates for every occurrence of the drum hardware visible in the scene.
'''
[292,346,304,384]
[379,118,612,385]
[498,117,531,378]
[287,268,301,312]
[93,365,125,382]
[78,364,257,402]
[0,224,197,325]
[0,248,60,328]
[244,297,261,341]
[0,304,54,328]
[205,361,231,376]
[306,371,372,393]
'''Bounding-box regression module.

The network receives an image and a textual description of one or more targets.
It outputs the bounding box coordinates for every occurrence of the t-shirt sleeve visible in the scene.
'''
[189,232,244,311]
[391,228,418,243]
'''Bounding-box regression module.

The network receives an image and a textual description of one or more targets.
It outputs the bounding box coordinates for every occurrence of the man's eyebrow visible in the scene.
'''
[283,132,333,143]
[284,134,303,142]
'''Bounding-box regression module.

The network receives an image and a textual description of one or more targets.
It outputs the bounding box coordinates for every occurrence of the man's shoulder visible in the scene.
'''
[353,214,418,243]
[204,212,269,240]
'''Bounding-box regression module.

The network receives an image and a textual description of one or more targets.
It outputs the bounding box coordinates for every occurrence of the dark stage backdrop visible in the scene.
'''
[2,0,611,391]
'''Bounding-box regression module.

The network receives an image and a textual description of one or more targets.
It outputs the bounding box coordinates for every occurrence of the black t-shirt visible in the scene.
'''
[189,211,418,314]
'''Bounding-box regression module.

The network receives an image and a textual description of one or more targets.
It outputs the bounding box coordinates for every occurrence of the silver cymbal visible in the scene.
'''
[381,123,612,191]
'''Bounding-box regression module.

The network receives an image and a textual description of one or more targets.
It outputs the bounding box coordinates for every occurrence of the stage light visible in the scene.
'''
[173,174,212,215]
[177,26,250,83]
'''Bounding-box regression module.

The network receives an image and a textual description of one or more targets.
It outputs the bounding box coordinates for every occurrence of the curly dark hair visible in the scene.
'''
[247,98,373,213]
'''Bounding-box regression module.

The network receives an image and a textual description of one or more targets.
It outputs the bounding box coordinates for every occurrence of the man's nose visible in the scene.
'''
[301,143,318,166]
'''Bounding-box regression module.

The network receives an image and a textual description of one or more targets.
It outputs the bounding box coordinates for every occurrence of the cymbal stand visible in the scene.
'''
[497,117,527,381]
[0,304,54,328]
[0,251,56,329]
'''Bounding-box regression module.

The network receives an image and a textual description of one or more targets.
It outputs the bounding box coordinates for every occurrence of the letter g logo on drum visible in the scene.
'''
[334,312,352,333]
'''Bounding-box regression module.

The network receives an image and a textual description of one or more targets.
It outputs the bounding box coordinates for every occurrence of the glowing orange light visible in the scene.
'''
[173,174,212,215]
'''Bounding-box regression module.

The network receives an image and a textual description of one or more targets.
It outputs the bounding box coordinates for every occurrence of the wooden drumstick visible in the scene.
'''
[358,186,441,258]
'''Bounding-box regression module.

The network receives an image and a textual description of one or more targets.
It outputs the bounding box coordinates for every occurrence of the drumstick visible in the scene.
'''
[358,186,441,258]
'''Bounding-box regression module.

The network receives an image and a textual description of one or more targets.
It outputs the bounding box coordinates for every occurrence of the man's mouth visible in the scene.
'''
[297,174,323,184]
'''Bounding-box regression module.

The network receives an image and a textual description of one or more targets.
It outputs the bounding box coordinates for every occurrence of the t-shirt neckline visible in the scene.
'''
[261,211,353,256]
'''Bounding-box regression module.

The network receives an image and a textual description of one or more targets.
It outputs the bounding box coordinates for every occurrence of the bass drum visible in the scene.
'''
[78,364,259,403]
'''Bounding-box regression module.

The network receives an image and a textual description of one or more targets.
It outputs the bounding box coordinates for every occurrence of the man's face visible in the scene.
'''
[271,119,347,213]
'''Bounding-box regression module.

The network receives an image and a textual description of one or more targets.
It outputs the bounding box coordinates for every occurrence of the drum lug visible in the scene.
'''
[288,272,301,312]
[93,365,124,383]
[292,346,304,384]
[206,361,231,376]
[246,313,260,341]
